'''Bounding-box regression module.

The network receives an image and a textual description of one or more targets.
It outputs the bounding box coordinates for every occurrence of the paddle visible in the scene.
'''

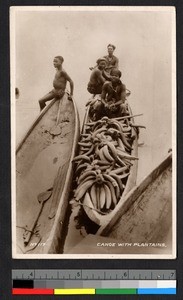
[23,188,53,246]
[49,96,64,136]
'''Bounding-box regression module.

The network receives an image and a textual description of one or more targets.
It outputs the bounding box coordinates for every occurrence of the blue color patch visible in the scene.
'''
[138,288,176,295]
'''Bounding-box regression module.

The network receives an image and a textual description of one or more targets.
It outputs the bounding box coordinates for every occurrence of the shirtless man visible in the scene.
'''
[92,69,129,120]
[87,58,107,95]
[38,56,74,111]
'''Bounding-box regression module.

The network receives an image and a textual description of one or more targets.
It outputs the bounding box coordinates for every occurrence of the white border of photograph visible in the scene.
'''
[11,5,176,259]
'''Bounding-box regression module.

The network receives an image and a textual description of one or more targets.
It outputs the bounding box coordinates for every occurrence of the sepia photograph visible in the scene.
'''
[11,6,176,258]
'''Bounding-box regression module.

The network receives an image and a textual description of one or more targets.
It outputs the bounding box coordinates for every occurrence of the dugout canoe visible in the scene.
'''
[71,100,139,233]
[15,93,80,254]
[97,153,172,246]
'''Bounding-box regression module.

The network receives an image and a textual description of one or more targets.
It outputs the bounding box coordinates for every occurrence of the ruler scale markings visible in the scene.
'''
[12,269,176,291]
[12,269,176,280]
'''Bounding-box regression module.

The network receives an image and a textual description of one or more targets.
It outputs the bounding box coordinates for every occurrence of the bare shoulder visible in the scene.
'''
[61,69,72,79]
[60,69,67,76]
[121,83,126,90]
[103,81,111,86]
[103,81,111,89]
[93,68,100,75]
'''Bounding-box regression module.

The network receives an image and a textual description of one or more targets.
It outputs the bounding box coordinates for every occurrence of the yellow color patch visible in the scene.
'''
[54,289,95,295]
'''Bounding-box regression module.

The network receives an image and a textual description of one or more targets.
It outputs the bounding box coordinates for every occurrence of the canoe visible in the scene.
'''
[97,153,172,249]
[71,99,139,233]
[15,93,80,254]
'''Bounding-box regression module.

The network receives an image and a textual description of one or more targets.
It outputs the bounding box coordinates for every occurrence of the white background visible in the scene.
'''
[14,7,174,183]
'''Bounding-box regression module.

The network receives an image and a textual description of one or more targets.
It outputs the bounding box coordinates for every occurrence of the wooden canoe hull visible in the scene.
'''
[98,154,172,249]
[15,93,80,254]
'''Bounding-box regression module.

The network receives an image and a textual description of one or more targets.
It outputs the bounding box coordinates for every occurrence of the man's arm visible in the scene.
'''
[102,70,111,81]
[114,57,119,68]
[101,83,108,106]
[111,84,127,106]
[68,79,74,96]
[64,72,74,97]
[95,69,105,85]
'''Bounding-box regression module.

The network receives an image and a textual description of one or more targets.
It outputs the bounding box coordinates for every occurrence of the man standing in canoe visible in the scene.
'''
[87,58,107,95]
[38,56,74,111]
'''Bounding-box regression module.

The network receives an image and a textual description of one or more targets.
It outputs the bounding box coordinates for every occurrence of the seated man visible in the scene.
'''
[103,44,119,74]
[89,44,119,75]
[91,68,129,120]
[87,58,107,95]
[38,56,73,111]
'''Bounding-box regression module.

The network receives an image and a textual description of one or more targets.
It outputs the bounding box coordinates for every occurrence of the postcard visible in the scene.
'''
[11,6,176,258]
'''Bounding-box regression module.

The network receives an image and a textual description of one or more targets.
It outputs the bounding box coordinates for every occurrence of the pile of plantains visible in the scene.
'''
[71,114,139,216]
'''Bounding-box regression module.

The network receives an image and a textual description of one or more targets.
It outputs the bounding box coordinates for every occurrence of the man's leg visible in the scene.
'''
[38,91,54,111]
[93,100,104,120]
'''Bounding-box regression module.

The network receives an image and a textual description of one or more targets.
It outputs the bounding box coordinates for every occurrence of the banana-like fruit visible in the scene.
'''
[96,185,100,210]
[118,172,130,179]
[97,160,111,166]
[109,120,122,133]
[117,137,125,151]
[99,147,108,162]
[75,178,95,200]
[103,183,112,210]
[89,183,97,208]
[82,191,101,225]
[103,173,120,200]
[102,145,114,162]
[117,148,138,160]
[103,173,118,188]
[110,165,129,175]
[78,141,92,147]
[75,162,89,176]
[95,144,101,158]
[78,170,97,185]
[81,133,90,138]
[84,144,95,156]
[97,164,111,171]
[119,131,132,151]
[115,155,127,167]
[106,142,118,160]
[91,126,107,139]
[109,172,124,193]
[122,158,133,166]
[77,175,96,187]
[105,180,117,207]
[72,154,91,163]
[120,123,131,132]
[99,185,106,210]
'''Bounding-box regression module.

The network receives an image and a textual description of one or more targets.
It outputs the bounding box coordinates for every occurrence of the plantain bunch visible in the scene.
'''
[71,115,138,214]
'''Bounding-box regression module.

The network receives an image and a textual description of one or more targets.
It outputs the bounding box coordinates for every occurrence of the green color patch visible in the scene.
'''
[96,289,137,295]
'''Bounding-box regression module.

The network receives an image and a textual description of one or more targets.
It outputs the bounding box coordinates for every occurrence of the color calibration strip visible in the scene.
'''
[12,269,176,295]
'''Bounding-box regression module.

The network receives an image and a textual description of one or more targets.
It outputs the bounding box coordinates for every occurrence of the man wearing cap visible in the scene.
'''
[87,57,107,95]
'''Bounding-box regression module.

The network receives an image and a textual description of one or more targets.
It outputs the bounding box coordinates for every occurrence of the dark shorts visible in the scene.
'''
[49,89,65,99]
[87,85,102,95]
